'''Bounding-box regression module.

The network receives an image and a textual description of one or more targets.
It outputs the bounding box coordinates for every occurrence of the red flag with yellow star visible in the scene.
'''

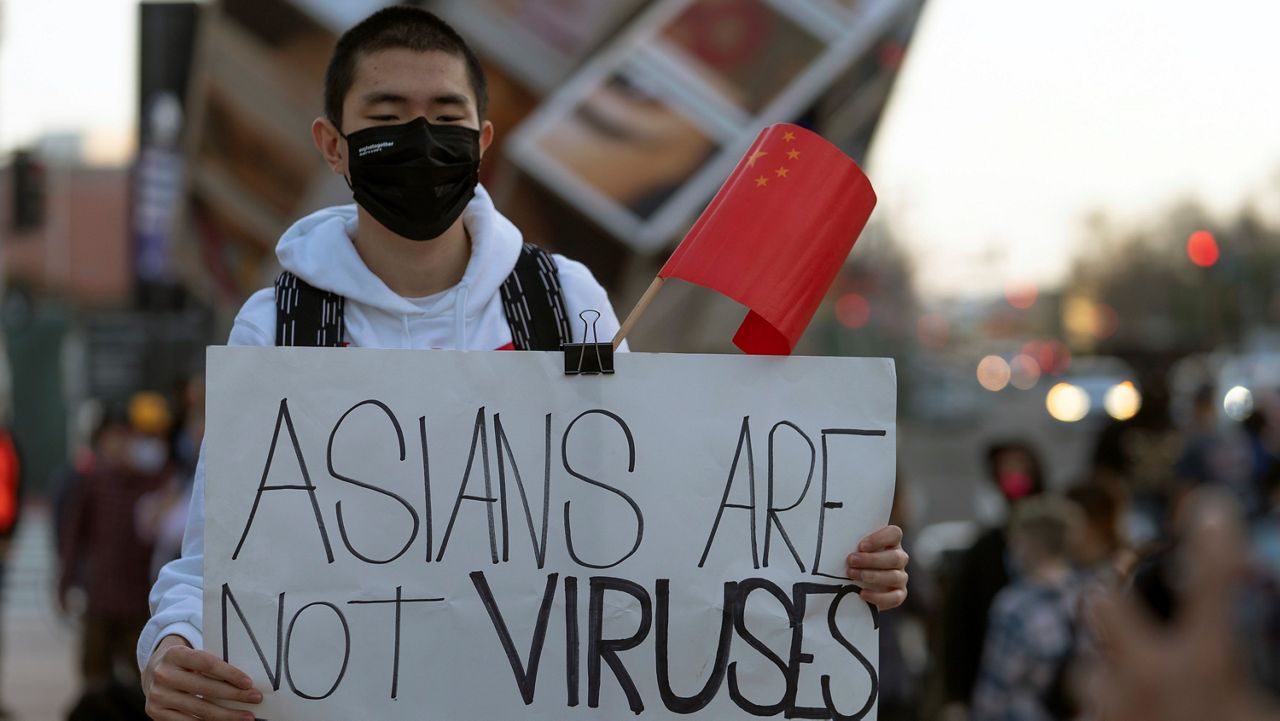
[659,123,876,355]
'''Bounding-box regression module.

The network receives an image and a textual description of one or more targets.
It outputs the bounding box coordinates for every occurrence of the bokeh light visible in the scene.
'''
[977,355,1011,391]
[1004,280,1038,309]
[836,293,871,329]
[1046,383,1090,422]
[1223,385,1254,421]
[1022,339,1072,376]
[1104,381,1141,420]
[1009,354,1041,390]
[1187,230,1219,267]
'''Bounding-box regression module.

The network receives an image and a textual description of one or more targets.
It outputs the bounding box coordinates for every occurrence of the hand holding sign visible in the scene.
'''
[143,634,261,721]
[205,348,897,720]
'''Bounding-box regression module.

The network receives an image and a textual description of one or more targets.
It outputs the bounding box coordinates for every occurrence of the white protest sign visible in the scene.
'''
[205,347,896,720]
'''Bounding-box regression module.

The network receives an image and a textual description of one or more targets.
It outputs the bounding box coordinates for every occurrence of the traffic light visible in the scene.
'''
[11,149,45,233]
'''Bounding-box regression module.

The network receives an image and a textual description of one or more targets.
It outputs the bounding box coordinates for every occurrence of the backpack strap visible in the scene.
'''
[272,244,570,351]
[274,271,346,347]
[500,244,572,351]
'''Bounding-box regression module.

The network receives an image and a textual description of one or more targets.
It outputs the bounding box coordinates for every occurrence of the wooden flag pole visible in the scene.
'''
[612,276,665,350]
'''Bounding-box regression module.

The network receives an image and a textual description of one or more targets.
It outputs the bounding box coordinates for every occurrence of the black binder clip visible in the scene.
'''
[563,310,614,375]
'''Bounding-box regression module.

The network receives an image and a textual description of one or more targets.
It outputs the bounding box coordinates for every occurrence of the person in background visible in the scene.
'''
[59,396,172,689]
[137,376,204,579]
[1093,492,1280,721]
[1065,481,1131,584]
[940,440,1046,716]
[878,473,934,721]
[0,412,21,721]
[970,496,1084,721]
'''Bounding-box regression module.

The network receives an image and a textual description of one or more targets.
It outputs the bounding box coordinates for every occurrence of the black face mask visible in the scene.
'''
[342,117,481,241]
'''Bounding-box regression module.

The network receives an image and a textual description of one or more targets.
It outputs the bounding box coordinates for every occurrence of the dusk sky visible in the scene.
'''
[3,0,1279,299]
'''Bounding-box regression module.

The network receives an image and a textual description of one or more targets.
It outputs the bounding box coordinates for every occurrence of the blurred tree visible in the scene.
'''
[1068,202,1280,356]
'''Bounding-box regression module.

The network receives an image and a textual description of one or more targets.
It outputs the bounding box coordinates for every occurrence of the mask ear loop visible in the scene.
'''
[334,124,354,190]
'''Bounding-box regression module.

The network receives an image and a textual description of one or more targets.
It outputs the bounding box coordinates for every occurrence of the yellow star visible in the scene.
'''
[747,149,768,167]
[782,131,796,142]
[755,175,769,187]
[787,149,800,160]
[775,166,789,178]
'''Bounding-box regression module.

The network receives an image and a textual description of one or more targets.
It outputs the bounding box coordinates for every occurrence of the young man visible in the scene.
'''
[138,8,909,720]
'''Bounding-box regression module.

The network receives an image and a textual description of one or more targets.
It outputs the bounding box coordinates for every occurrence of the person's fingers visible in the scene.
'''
[1181,491,1246,636]
[170,646,255,689]
[847,568,908,591]
[846,547,909,571]
[857,525,903,552]
[1090,593,1159,664]
[859,587,906,611]
[149,686,254,721]
[166,667,262,704]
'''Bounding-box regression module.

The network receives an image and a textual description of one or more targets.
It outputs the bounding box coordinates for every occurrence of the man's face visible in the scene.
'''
[331,47,492,175]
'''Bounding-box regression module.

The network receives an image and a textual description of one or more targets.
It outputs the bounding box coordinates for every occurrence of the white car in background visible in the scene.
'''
[1044,356,1141,423]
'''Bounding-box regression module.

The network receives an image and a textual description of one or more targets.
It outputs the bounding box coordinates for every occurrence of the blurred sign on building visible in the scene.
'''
[9,149,45,233]
[134,2,200,306]
[507,0,923,253]
[434,0,649,93]
[176,0,355,305]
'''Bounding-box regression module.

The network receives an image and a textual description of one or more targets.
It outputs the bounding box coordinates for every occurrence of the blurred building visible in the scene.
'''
[168,0,927,352]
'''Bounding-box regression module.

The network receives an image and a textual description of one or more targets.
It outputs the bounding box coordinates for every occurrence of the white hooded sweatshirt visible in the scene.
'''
[138,185,623,670]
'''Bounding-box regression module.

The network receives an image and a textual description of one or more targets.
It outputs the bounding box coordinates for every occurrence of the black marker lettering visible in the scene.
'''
[437,407,498,563]
[420,416,433,562]
[655,579,735,713]
[347,587,444,699]
[470,571,558,705]
[493,413,553,567]
[328,400,419,564]
[220,584,284,690]
[820,585,879,720]
[788,583,849,719]
[763,422,815,571]
[812,429,888,579]
[587,576,651,714]
[699,416,759,569]
[234,399,333,563]
[562,410,643,570]
[565,575,580,708]
[728,578,795,716]
[284,602,351,701]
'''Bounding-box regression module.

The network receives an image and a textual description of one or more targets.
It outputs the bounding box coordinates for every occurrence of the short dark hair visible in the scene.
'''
[324,6,488,130]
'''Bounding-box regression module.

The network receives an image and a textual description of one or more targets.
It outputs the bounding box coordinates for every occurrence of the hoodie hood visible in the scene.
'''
[274,184,521,319]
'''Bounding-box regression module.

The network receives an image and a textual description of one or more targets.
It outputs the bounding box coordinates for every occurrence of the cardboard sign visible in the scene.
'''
[205,347,896,720]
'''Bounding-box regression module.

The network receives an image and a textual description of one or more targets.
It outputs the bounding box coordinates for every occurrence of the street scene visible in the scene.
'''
[1,1,1279,720]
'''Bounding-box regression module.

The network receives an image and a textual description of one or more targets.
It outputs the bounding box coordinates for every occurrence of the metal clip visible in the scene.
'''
[563,310,615,375]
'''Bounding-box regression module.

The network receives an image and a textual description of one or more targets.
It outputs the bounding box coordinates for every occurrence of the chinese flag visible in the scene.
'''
[659,123,876,355]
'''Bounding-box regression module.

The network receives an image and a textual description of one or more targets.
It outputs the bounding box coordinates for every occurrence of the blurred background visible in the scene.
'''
[0,0,1278,719]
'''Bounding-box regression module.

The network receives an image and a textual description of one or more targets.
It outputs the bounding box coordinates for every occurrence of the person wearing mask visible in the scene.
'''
[59,399,172,689]
[136,7,911,721]
[940,440,1046,716]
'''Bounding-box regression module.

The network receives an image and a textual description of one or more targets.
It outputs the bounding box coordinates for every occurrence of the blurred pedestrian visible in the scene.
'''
[940,440,1046,716]
[971,496,1084,721]
[136,376,203,578]
[58,397,171,689]
[1065,481,1130,585]
[0,415,22,721]
[879,473,934,721]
